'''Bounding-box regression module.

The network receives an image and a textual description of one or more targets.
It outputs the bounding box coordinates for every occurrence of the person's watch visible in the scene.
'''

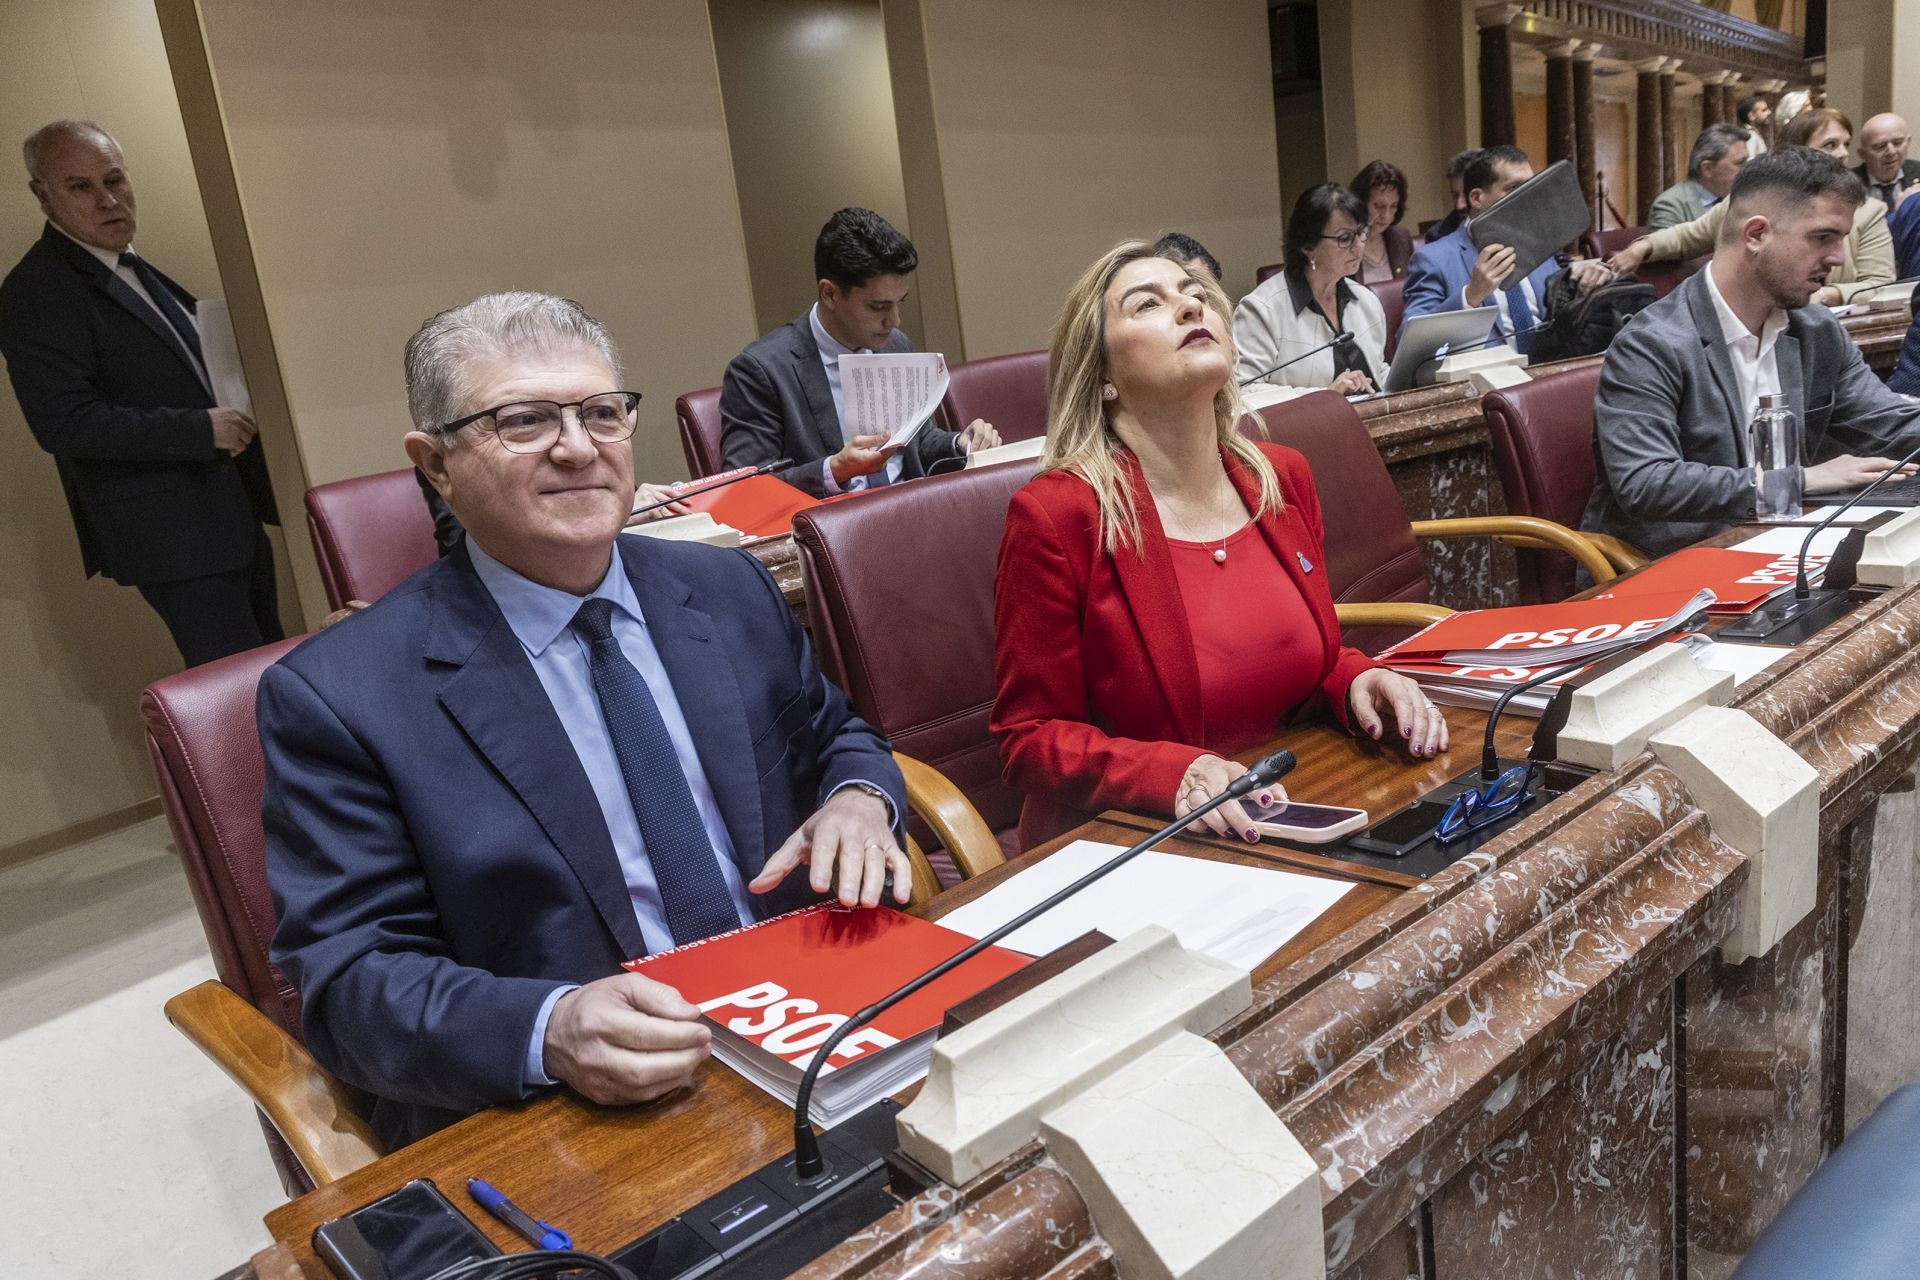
[839,781,892,808]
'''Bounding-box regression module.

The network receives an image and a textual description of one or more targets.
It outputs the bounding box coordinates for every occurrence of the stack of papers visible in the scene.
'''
[839,352,950,451]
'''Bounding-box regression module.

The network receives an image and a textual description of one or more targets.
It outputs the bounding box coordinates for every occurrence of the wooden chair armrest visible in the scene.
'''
[900,833,947,910]
[164,980,383,1188]
[1335,601,1454,629]
[1407,515,1618,585]
[1583,532,1650,572]
[893,751,1005,881]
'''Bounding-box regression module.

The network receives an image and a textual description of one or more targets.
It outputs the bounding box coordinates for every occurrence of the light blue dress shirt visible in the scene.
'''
[467,541,756,1086]
[810,303,905,491]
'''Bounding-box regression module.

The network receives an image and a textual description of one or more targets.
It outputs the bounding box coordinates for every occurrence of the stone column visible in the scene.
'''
[1478,5,1523,148]
[1636,56,1667,225]
[1573,42,1599,216]
[1545,40,1579,170]
[1660,59,1681,188]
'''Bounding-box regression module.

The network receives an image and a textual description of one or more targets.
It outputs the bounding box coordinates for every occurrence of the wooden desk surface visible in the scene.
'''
[255,705,1532,1275]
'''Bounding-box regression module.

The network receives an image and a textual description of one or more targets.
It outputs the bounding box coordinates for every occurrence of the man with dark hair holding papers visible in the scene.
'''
[720,207,999,496]
[1584,149,1920,560]
[262,291,909,1150]
[1399,145,1613,355]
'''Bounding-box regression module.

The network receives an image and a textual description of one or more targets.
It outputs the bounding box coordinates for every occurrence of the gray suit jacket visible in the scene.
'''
[718,313,961,497]
[1583,269,1920,560]
[1648,180,1709,231]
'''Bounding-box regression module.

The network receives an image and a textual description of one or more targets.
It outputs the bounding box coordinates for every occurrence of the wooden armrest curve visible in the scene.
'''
[1408,515,1618,584]
[893,751,1005,881]
[165,981,383,1188]
[1336,601,1454,629]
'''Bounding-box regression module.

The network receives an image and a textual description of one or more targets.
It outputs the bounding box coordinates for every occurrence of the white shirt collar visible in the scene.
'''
[1703,260,1788,356]
[467,538,643,658]
[808,302,867,360]
[51,221,127,273]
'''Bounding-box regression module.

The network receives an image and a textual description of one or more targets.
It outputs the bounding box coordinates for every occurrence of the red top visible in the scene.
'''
[1166,523,1323,758]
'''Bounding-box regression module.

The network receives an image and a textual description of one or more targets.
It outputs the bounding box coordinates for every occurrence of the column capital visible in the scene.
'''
[1760,78,1788,93]
[1571,40,1600,62]
[1633,55,1668,75]
[1476,3,1526,28]
[1660,57,1684,76]
[1543,39,1581,60]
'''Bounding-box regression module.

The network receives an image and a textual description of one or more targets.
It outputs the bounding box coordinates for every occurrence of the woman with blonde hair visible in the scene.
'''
[991,241,1445,849]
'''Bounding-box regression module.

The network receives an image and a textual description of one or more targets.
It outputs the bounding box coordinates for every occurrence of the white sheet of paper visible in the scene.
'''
[1686,638,1791,686]
[1799,505,1905,526]
[838,352,949,448]
[934,840,1352,973]
[194,299,251,416]
[1729,525,1855,558]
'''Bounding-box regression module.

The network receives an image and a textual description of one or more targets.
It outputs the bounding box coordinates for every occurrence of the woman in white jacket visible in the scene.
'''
[1232,183,1388,398]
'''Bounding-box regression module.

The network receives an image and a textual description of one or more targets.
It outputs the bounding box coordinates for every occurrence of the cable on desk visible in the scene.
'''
[424,1249,637,1280]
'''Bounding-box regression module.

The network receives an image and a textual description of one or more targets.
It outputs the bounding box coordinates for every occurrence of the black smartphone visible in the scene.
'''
[313,1178,500,1280]
[1346,799,1451,858]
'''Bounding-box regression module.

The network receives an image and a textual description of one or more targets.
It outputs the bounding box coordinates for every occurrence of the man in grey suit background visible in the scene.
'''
[1648,124,1750,230]
[719,207,998,497]
[1584,148,1920,561]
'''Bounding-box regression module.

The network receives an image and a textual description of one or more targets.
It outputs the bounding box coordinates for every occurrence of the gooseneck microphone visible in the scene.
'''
[1237,332,1355,387]
[626,457,793,521]
[789,748,1301,1180]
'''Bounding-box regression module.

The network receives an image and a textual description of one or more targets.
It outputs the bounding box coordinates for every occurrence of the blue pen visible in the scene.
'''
[467,1177,572,1250]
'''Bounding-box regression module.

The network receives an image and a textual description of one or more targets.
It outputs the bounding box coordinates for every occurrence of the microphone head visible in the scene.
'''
[1247,749,1298,787]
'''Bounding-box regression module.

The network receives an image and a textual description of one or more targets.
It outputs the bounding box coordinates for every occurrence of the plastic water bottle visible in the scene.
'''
[1749,393,1802,521]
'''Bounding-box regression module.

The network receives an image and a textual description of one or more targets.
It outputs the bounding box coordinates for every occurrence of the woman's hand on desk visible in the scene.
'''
[1347,668,1448,759]
[1175,754,1282,843]
[543,974,713,1106]
[1329,369,1375,396]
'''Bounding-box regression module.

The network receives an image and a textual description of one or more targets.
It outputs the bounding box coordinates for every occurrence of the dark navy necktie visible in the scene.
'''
[118,251,204,367]
[570,598,740,947]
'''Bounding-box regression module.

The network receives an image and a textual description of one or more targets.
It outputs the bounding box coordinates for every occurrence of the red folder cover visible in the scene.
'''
[1377,589,1710,666]
[677,470,822,539]
[625,905,1030,1122]
[1593,546,1810,614]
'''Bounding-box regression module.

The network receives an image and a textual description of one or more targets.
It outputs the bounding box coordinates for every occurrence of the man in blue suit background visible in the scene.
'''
[261,292,909,1149]
[1399,145,1613,355]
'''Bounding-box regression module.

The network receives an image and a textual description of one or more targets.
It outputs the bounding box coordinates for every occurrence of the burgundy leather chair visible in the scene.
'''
[1580,225,1646,261]
[1364,275,1408,361]
[143,636,381,1196]
[675,387,727,479]
[304,469,439,611]
[1247,391,1617,650]
[1255,262,1283,285]
[793,459,1039,859]
[937,351,1049,443]
[1482,364,1646,603]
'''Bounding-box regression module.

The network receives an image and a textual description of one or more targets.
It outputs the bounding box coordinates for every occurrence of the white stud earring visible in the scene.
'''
[1102,384,1118,401]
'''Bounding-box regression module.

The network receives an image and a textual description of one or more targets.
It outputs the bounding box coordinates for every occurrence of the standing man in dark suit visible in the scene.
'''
[720,207,999,496]
[0,120,279,666]
[263,292,910,1148]
[1584,148,1920,560]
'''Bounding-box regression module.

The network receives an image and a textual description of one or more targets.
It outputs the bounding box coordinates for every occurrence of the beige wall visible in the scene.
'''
[1320,0,1476,228]
[0,0,226,854]
[885,0,1283,357]
[1826,0,1892,140]
[710,0,917,339]
[178,0,759,511]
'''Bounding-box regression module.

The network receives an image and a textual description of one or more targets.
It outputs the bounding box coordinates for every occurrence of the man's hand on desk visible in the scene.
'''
[543,973,712,1106]
[1804,454,1920,494]
[956,418,1001,454]
[748,785,910,908]
[1348,668,1449,760]
[1175,754,1281,844]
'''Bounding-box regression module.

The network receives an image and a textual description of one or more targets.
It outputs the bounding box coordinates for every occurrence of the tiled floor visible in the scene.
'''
[0,817,282,1277]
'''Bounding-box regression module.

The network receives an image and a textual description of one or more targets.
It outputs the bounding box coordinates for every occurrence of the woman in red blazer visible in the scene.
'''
[992,243,1447,850]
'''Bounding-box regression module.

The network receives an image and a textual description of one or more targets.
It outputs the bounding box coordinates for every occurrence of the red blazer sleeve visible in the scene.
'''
[1267,446,1378,727]
[991,484,1203,818]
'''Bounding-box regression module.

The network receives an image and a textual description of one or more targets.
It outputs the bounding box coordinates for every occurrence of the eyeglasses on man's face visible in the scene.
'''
[1317,227,1373,251]
[437,391,642,454]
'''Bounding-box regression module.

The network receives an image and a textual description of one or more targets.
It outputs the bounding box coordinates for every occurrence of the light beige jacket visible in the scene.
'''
[1641,196,1894,303]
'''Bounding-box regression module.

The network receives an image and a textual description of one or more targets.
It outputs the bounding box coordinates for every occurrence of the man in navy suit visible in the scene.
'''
[1399,145,1613,356]
[720,207,998,496]
[261,292,910,1149]
[0,121,279,666]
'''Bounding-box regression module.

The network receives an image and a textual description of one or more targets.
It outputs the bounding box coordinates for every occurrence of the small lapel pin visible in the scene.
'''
[1297,551,1314,574]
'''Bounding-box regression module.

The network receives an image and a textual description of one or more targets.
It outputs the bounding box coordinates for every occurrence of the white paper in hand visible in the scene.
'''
[194,299,251,416]
[838,352,949,450]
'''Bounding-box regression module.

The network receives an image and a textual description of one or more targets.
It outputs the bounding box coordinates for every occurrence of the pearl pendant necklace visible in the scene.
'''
[1212,547,1227,564]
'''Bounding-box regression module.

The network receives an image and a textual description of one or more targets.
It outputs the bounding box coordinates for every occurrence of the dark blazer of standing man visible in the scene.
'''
[0,120,278,667]
[719,207,998,497]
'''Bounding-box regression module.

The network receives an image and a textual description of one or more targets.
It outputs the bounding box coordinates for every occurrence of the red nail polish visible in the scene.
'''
[1245,827,1259,842]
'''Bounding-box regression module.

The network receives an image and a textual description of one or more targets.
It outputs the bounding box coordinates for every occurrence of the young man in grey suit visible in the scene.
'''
[719,208,998,497]
[1584,148,1920,561]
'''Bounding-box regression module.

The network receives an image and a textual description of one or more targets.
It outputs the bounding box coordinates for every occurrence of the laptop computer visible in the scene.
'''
[1383,306,1505,393]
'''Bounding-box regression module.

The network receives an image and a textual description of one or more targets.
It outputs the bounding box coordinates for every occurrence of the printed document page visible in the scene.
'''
[195,299,251,416]
[839,352,949,448]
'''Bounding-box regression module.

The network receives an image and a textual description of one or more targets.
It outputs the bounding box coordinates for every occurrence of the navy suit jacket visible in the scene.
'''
[261,535,905,1149]
[1399,223,1560,355]
[718,313,961,496]
[0,223,275,584]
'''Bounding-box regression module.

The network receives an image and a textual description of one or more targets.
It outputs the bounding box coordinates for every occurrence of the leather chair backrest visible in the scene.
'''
[142,637,307,1039]
[1482,363,1605,603]
[937,351,1049,443]
[1364,275,1408,361]
[1635,254,1706,299]
[675,387,726,479]
[1580,225,1646,261]
[792,460,1039,838]
[1247,391,1428,653]
[305,469,438,611]
[1255,262,1283,285]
